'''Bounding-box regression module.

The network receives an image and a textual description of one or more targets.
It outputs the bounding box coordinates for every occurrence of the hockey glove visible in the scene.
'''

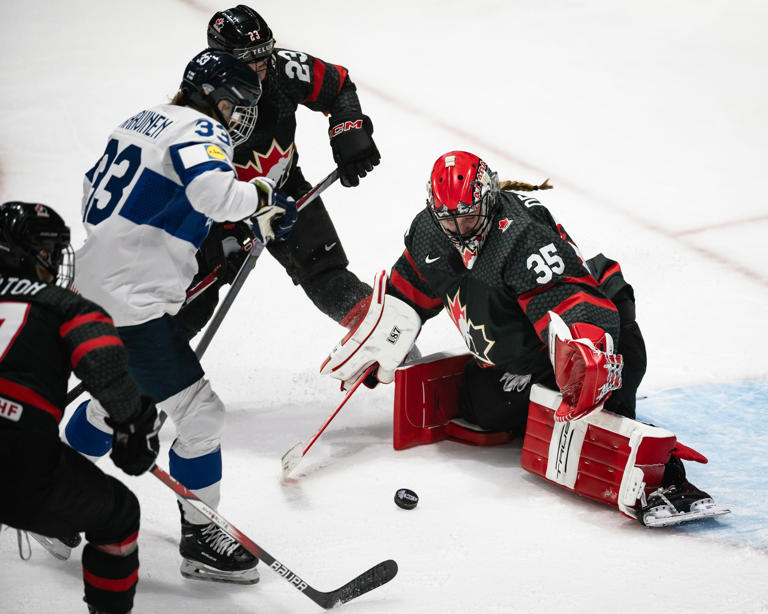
[196,221,254,285]
[107,396,160,476]
[320,270,421,389]
[249,176,298,243]
[547,311,623,422]
[328,113,380,187]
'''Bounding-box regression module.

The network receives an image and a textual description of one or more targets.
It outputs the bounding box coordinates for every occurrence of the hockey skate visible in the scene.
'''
[179,519,260,584]
[29,531,82,560]
[637,482,730,528]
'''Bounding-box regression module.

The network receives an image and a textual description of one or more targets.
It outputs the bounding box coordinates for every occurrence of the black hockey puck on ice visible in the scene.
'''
[394,488,419,510]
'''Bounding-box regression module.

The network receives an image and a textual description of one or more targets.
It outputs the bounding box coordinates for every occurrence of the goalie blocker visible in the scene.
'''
[393,353,725,525]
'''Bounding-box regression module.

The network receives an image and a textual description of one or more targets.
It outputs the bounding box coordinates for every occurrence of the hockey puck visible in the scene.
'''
[394,488,419,510]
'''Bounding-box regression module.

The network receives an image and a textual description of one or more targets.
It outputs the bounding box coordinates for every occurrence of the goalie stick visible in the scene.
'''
[281,364,376,478]
[65,169,339,406]
[151,464,397,608]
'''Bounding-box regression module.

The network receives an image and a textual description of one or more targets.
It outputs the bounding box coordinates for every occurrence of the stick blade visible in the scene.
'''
[311,559,398,609]
[281,441,304,478]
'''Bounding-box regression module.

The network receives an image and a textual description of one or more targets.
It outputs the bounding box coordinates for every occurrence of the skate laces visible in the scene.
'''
[649,487,675,509]
[200,523,241,557]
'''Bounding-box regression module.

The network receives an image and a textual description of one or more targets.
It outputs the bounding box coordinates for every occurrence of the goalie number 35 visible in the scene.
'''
[527,243,564,284]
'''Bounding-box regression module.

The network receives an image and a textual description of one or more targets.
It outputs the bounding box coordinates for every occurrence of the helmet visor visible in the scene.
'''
[231,39,275,62]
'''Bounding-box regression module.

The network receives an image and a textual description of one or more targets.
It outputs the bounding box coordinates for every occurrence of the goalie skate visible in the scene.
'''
[638,484,731,528]
[30,531,82,560]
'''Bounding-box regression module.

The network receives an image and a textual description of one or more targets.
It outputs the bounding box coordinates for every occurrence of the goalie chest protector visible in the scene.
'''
[521,385,676,519]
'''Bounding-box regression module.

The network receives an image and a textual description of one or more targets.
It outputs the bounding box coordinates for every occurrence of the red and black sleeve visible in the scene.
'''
[508,226,620,345]
[51,289,142,424]
[277,48,357,114]
[387,247,443,323]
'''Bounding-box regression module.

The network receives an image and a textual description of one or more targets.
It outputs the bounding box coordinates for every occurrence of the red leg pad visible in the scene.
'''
[521,385,677,519]
[393,353,471,450]
[394,352,497,450]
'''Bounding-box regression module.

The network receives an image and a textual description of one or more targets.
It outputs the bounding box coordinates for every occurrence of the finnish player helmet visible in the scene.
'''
[427,151,500,258]
[0,201,75,288]
[180,49,262,146]
[207,5,275,62]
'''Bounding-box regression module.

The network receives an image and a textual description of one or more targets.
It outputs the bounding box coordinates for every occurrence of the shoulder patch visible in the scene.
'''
[205,144,226,160]
[178,143,232,171]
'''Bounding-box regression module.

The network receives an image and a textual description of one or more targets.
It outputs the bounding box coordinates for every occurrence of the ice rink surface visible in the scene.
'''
[1,1,767,612]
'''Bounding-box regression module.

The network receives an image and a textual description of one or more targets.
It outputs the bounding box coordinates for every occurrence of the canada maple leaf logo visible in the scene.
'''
[445,290,495,365]
[235,139,294,186]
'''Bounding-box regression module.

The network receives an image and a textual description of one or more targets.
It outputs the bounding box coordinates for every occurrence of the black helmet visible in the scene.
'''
[0,201,75,287]
[207,5,275,62]
[180,49,262,146]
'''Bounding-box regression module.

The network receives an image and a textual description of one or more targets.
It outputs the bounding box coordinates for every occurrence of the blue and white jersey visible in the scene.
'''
[76,104,260,326]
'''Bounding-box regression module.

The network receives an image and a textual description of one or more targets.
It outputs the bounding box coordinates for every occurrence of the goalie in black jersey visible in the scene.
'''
[175,4,381,339]
[320,151,729,528]
[0,201,159,614]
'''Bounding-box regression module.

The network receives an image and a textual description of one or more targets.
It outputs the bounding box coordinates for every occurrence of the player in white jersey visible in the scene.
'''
[64,49,296,585]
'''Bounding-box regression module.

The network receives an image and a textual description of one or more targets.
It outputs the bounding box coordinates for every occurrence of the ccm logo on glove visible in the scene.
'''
[329,119,364,137]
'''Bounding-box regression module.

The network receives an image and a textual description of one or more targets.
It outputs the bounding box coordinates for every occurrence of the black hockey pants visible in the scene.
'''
[0,428,140,614]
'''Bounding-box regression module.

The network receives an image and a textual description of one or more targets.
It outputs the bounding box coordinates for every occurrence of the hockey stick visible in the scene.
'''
[65,169,340,406]
[151,464,397,608]
[281,364,376,478]
[193,168,338,357]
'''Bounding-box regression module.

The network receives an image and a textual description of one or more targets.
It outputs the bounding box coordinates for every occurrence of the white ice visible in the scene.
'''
[1,1,767,612]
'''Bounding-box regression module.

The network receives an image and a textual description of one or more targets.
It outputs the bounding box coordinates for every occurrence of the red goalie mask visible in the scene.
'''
[426,151,499,268]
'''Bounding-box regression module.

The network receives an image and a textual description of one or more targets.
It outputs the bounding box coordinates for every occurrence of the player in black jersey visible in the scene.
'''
[321,151,724,526]
[324,150,641,423]
[0,202,159,614]
[175,5,380,338]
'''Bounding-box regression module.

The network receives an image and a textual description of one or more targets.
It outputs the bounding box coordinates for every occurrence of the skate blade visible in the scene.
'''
[180,559,260,585]
[29,533,72,561]
[643,503,731,528]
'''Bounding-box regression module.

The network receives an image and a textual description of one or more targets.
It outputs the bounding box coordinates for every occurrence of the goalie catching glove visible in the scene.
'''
[320,270,421,389]
[249,176,298,243]
[547,311,623,422]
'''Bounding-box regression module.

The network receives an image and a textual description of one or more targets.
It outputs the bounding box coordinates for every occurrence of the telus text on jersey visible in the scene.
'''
[119,110,174,140]
[0,276,47,296]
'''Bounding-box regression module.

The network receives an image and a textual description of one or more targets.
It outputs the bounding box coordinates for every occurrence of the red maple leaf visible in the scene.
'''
[235,139,294,184]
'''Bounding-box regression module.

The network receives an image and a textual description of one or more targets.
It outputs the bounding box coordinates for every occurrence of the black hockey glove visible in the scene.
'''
[328,113,380,187]
[107,396,160,476]
[196,221,254,285]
